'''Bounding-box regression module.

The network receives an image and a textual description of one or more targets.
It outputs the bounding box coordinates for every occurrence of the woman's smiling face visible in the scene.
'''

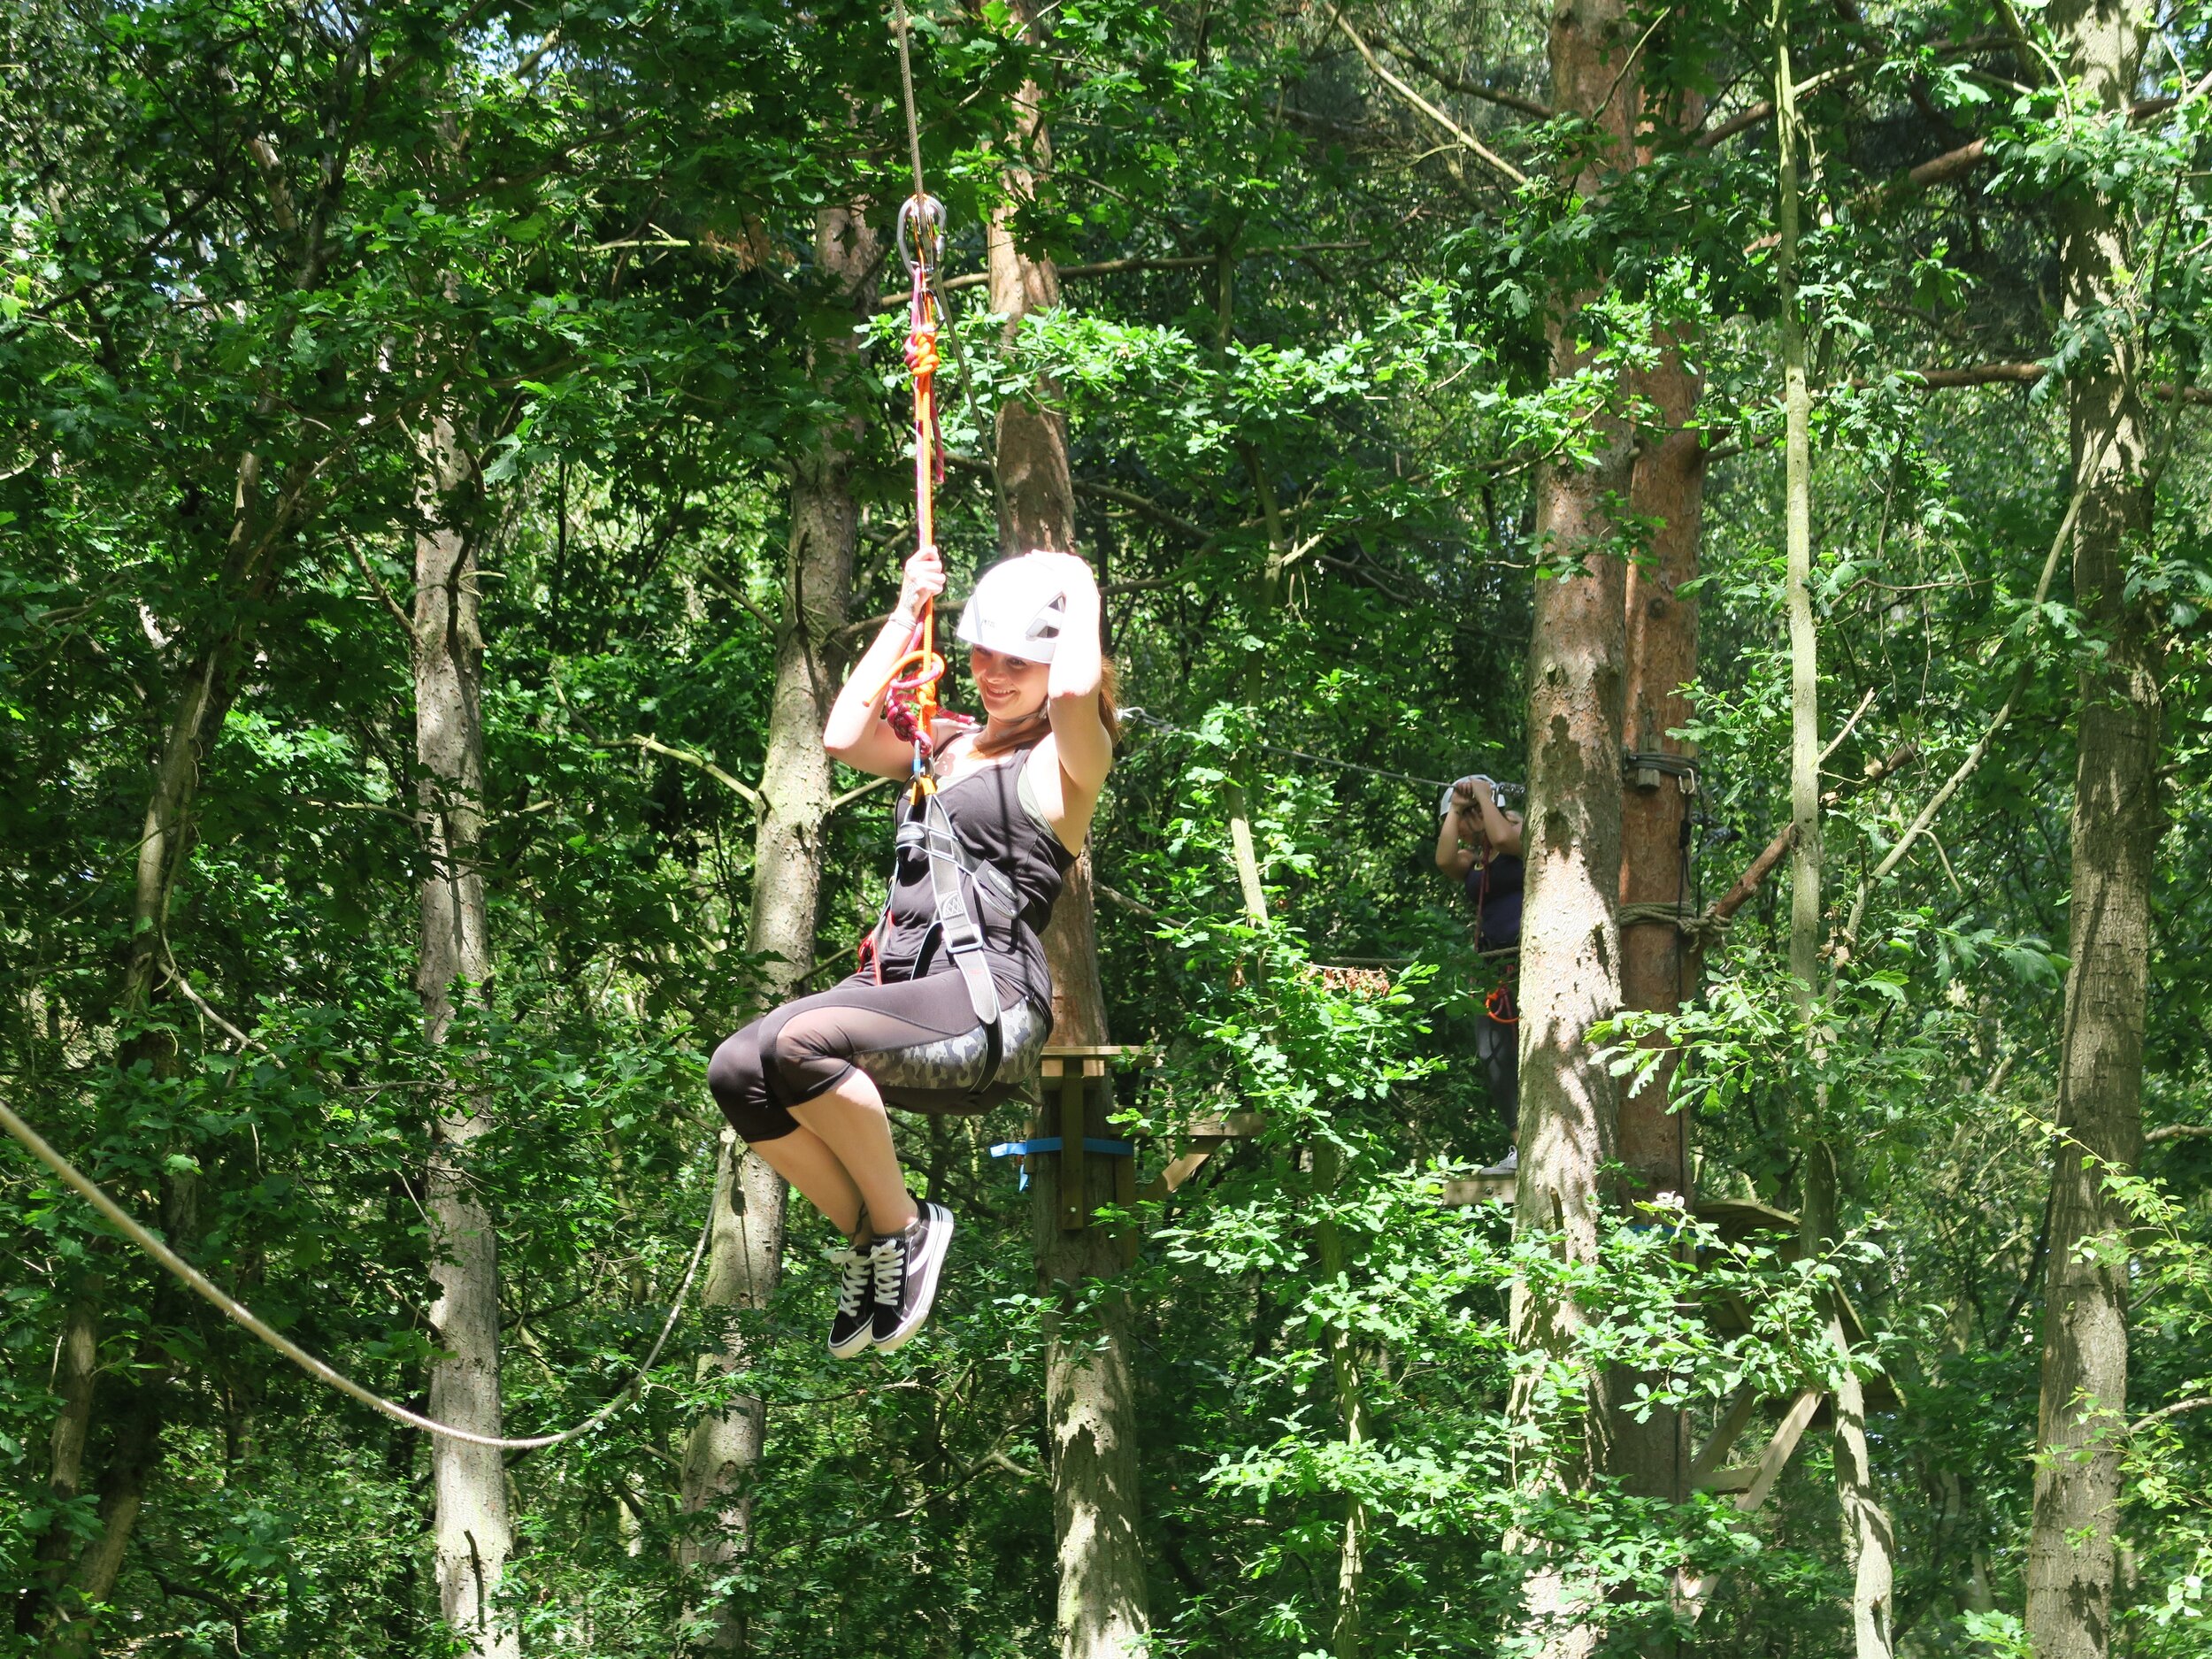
[967,644,1049,721]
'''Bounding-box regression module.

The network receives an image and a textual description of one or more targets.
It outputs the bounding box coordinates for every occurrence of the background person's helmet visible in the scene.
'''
[956,557,1067,664]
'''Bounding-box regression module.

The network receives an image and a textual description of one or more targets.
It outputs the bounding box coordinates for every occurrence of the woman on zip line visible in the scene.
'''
[708,544,1117,1358]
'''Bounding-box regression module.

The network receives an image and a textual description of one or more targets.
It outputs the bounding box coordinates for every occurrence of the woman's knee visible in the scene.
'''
[765,1010,858,1105]
[707,1027,797,1144]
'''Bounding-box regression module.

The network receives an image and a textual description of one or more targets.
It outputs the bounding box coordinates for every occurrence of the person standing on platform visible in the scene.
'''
[1434,775,1523,1171]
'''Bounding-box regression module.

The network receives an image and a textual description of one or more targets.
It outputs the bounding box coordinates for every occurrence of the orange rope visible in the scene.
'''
[891,193,949,772]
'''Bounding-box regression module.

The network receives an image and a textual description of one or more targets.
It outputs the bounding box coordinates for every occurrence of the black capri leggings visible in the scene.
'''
[708,972,1050,1144]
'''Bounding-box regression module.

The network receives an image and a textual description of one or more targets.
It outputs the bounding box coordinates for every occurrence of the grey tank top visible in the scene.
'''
[873,740,1074,1011]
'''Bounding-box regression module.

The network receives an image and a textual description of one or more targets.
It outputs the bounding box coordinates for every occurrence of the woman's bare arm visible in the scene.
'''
[1435,802,1476,878]
[1024,554,1113,850]
[825,548,944,780]
[1474,784,1523,856]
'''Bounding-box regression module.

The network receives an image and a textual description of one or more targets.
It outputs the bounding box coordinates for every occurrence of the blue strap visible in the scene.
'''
[988,1136,1133,1191]
[987,1137,1133,1158]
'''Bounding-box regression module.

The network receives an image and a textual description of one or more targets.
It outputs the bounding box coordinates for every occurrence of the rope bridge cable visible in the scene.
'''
[0,1096,713,1451]
[1118,707,1525,799]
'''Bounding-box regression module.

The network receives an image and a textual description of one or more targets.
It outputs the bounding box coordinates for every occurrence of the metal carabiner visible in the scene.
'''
[897,194,946,277]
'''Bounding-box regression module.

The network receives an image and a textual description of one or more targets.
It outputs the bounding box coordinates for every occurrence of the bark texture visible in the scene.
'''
[1617,341,1703,1210]
[412,410,518,1659]
[1509,1,1635,1647]
[2028,5,2157,1653]
[677,203,875,1653]
[987,0,1076,561]
[1609,339,1704,1510]
[987,37,1148,1638]
[1031,895,1149,1659]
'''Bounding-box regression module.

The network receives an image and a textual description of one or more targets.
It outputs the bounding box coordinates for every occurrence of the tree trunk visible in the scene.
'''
[412,409,517,1659]
[1509,4,1636,1654]
[1609,337,1705,1512]
[1616,342,1702,1211]
[2027,6,2156,1655]
[987,2,1075,563]
[1032,864,1149,1659]
[985,28,1149,1640]
[1509,420,1630,1659]
[676,202,876,1654]
[1777,28,1897,1654]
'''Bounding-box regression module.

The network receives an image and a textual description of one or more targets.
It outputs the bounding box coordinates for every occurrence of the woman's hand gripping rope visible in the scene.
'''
[870,546,972,759]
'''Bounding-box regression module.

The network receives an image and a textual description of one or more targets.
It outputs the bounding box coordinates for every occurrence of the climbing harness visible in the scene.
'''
[0,1095,713,1450]
[854,783,1018,1102]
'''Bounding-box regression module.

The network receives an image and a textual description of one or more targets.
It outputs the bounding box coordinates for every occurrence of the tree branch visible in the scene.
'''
[2131,1394,2212,1432]
[2146,1123,2212,1144]
[1071,478,1213,543]
[905,244,1372,303]
[1837,475,2093,956]
[1327,6,1529,187]
[623,734,761,810]
[826,774,898,816]
[1708,743,1916,925]
[1375,33,1553,118]
[342,529,419,641]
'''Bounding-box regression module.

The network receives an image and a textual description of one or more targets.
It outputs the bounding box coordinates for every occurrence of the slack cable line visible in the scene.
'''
[0,1095,713,1451]
[1118,707,1525,802]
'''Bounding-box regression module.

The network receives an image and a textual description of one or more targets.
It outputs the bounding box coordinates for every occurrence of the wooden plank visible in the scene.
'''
[1058,1070,1087,1231]
[1141,1111,1268,1200]
[1737,1387,1823,1513]
[1689,1387,1761,1486]
[1184,1111,1267,1139]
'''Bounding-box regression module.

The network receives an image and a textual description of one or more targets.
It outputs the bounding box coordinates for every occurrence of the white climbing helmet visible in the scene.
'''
[956,557,1068,664]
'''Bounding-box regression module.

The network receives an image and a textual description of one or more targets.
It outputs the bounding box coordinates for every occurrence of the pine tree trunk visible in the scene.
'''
[1033,864,1148,1659]
[1508,4,1637,1651]
[412,409,517,1659]
[1509,422,1630,1659]
[1616,341,1702,1212]
[987,2,1075,563]
[677,202,876,1653]
[2028,6,2156,1654]
[1608,338,1704,1513]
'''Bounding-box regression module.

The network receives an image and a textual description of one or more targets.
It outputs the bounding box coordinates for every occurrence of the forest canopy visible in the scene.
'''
[4,0,2211,1655]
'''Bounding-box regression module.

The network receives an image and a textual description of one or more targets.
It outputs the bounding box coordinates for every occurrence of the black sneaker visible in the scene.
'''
[870,1200,955,1354]
[826,1244,875,1359]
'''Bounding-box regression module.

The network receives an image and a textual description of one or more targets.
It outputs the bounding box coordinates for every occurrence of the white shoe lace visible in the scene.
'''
[871,1233,908,1307]
[831,1248,872,1321]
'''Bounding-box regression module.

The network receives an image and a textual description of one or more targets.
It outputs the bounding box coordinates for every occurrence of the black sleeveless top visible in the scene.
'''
[874,741,1075,1010]
[1463,851,1524,952]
